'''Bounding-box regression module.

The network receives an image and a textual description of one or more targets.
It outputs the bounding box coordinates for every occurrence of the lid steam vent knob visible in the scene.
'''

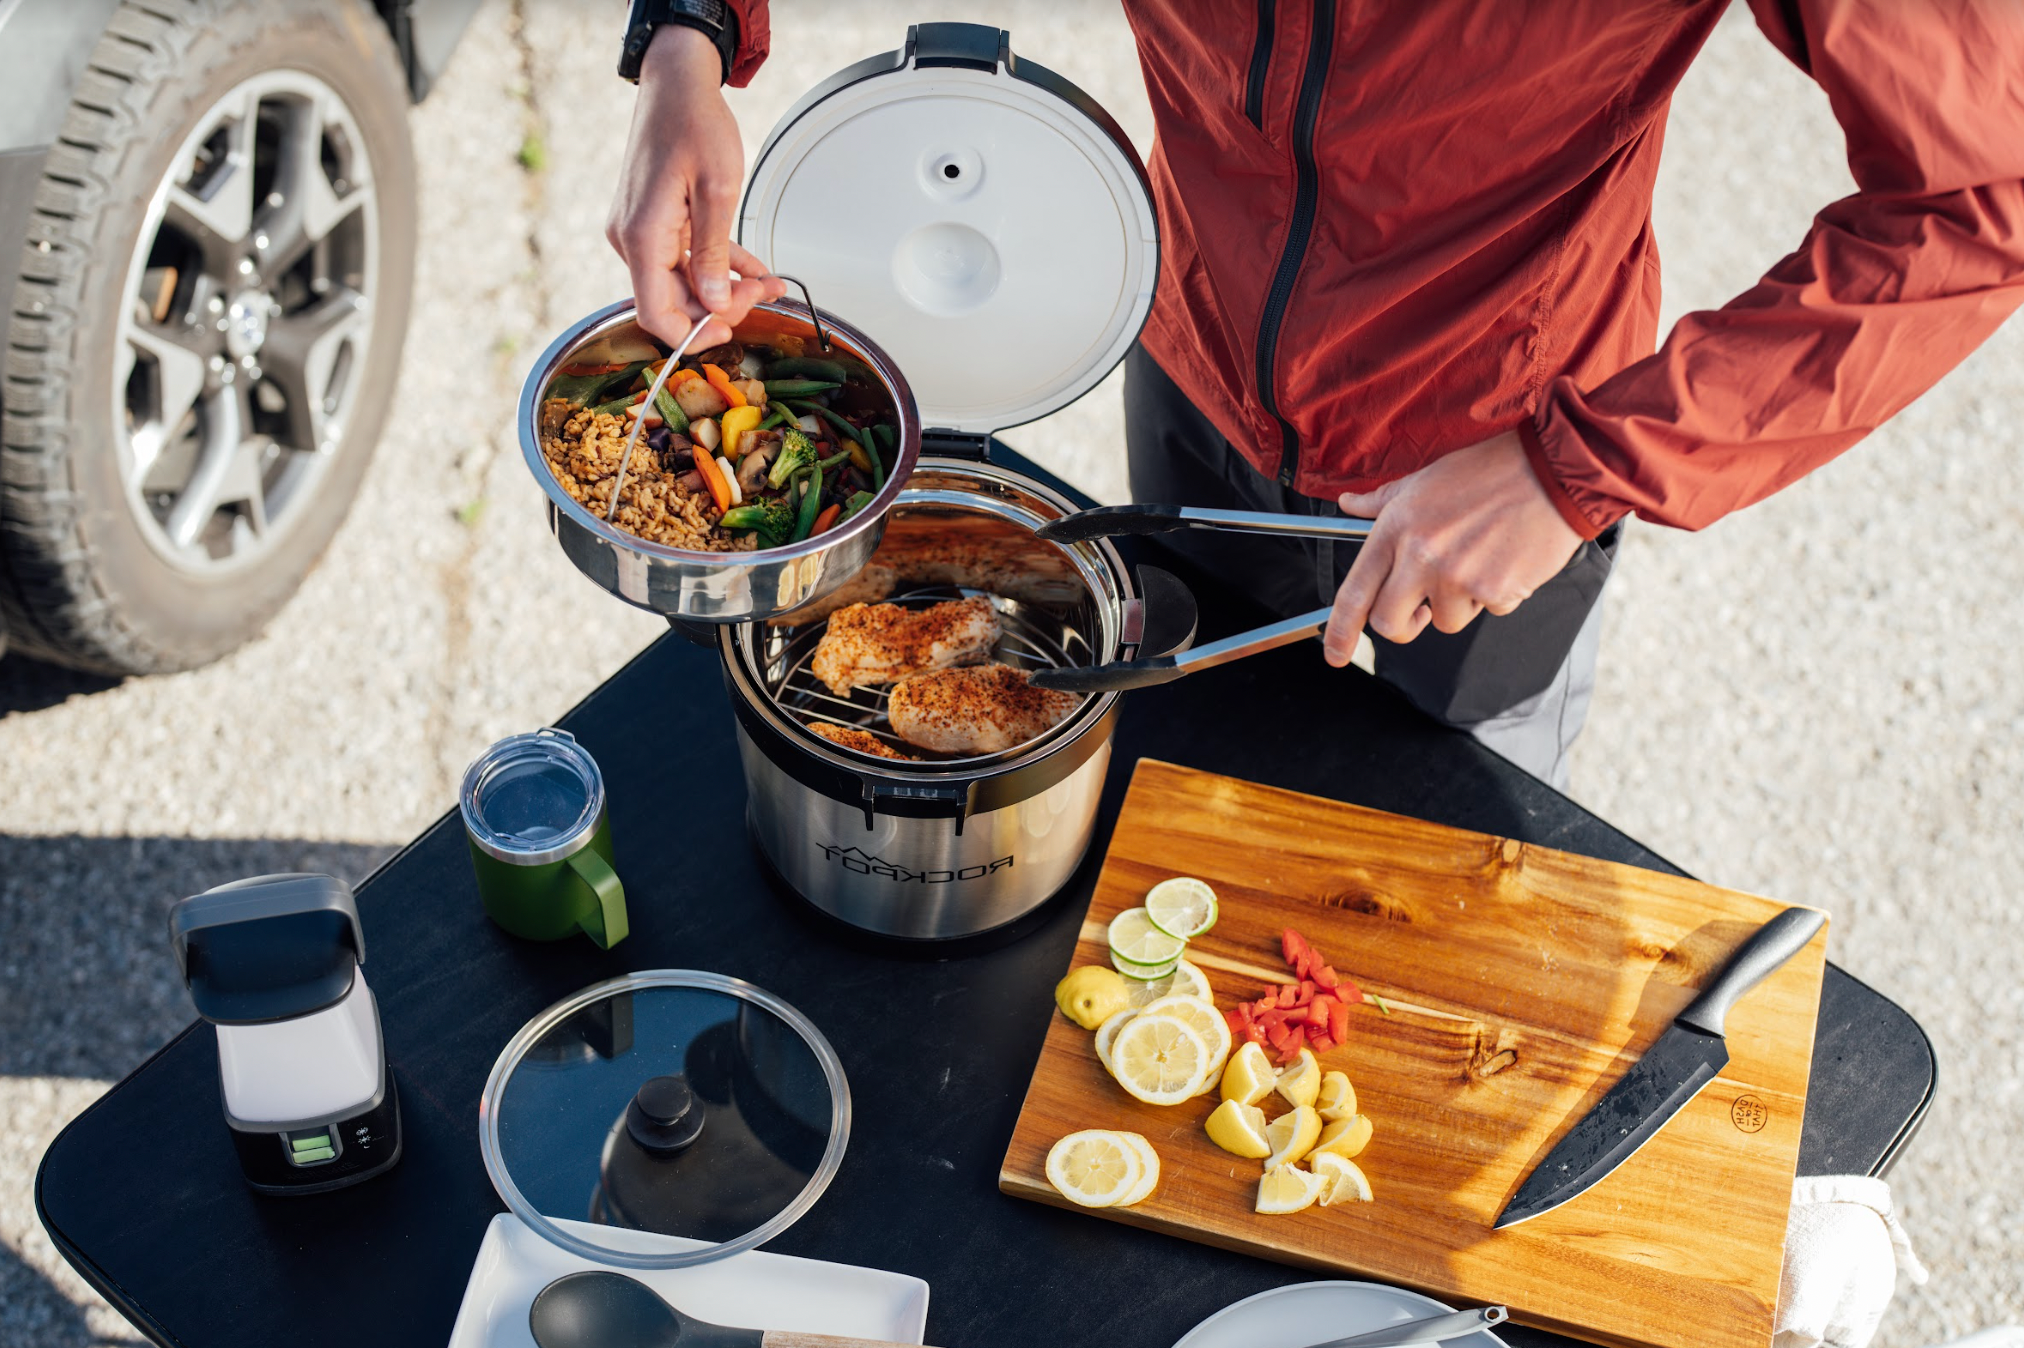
[625,1075,705,1155]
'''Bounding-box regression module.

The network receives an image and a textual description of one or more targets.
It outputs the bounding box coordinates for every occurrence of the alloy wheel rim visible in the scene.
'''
[113,69,379,576]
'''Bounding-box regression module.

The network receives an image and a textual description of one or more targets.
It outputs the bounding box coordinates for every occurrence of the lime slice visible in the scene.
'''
[1125,958,1212,1008]
[1144,878,1219,940]
[1108,907,1187,967]
[1111,949,1179,981]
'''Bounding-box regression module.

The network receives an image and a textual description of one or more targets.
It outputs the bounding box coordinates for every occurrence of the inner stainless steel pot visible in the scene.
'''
[519,297,921,623]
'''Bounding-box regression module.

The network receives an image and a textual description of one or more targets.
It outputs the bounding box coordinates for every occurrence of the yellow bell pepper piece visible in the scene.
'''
[845,441,872,474]
[719,404,764,460]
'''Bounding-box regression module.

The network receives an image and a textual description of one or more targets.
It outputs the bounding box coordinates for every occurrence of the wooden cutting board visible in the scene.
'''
[1000,760,1827,1348]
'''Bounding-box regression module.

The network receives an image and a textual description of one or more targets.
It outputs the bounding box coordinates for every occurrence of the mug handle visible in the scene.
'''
[565,848,628,949]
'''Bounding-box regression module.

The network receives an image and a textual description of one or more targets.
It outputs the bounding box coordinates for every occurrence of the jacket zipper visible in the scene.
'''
[1243,0,1275,129]
[1257,0,1335,488]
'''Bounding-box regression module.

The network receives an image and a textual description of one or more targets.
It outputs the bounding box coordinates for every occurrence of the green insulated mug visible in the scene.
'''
[460,729,628,948]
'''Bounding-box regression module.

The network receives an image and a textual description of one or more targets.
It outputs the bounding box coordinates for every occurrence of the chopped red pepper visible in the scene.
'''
[1307,1032,1336,1055]
[1327,998,1351,1042]
[1227,926,1367,1061]
[1314,963,1340,991]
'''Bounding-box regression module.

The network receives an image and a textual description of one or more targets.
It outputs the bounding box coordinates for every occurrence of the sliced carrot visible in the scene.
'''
[702,363,746,407]
[692,447,732,512]
[810,503,843,535]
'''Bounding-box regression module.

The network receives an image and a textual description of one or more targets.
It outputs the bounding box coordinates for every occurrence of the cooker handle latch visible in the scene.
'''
[857,777,978,835]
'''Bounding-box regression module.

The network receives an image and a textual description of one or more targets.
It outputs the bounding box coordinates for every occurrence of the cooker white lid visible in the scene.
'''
[740,23,1158,439]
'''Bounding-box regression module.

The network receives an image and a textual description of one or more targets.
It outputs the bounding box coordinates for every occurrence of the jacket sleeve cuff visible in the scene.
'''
[1516,414,1612,541]
[724,0,770,88]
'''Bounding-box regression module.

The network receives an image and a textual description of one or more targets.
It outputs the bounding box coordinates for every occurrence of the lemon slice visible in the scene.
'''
[1116,1132,1161,1206]
[1109,1012,1212,1105]
[1264,1104,1322,1168]
[1137,994,1231,1093]
[1275,1048,1321,1109]
[1312,1113,1374,1161]
[1144,877,1219,939]
[1045,1130,1143,1208]
[1107,907,1188,968]
[1312,1152,1374,1205]
[1125,958,1213,1008]
[1220,1041,1276,1106]
[1256,1163,1328,1215]
[1094,1009,1136,1077]
[1315,1070,1358,1121]
[1204,1099,1272,1158]
[1111,949,1180,981]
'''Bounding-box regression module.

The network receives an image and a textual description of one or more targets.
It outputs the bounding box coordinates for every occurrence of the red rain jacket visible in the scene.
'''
[725,2,2024,538]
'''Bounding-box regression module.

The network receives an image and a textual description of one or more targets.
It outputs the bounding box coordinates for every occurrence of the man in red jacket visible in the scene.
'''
[607,1,2024,786]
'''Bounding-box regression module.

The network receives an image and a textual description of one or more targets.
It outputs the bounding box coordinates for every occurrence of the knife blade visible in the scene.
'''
[1493,905,1826,1230]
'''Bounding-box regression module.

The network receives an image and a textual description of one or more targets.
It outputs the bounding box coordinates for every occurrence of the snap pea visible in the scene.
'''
[790,464,825,543]
[760,379,843,399]
[547,359,649,407]
[592,392,640,416]
[757,409,789,431]
[841,490,876,520]
[653,385,689,433]
[761,356,849,383]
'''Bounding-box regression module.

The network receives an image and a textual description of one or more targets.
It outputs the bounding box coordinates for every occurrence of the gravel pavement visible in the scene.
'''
[2,3,2017,1344]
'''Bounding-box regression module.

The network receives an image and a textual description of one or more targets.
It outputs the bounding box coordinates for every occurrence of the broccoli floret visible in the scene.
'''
[718,497,796,547]
[766,428,820,490]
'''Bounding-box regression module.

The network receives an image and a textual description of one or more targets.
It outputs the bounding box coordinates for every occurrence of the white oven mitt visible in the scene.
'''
[1775,1175,1928,1348]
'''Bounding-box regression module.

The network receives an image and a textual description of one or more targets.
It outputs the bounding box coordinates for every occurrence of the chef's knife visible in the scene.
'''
[1492,905,1826,1230]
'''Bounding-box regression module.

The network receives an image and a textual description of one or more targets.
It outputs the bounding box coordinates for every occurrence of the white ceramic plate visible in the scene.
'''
[447,1214,931,1348]
[1172,1281,1507,1348]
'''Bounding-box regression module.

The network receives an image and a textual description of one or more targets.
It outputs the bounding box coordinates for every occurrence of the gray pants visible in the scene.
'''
[1122,346,1619,790]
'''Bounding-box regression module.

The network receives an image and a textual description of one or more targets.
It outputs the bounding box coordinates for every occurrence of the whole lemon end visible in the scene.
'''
[1056,965,1132,1029]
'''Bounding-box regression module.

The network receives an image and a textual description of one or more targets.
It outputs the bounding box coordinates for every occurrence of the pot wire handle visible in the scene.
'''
[605,313,715,523]
[771,273,832,352]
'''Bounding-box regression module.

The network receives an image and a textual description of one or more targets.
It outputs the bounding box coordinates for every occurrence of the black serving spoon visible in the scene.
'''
[530,1271,937,1348]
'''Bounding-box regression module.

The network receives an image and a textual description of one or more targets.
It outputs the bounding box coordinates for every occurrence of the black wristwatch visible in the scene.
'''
[618,0,739,85]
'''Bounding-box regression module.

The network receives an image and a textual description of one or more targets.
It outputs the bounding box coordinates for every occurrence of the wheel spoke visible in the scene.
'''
[261,287,368,454]
[118,318,213,481]
[164,388,264,550]
[259,96,369,276]
[161,90,256,266]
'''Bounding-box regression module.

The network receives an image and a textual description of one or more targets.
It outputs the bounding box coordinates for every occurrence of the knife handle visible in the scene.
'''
[1676,906,1827,1038]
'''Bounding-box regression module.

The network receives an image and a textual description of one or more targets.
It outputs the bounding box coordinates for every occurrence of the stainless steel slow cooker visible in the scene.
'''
[707,24,1166,938]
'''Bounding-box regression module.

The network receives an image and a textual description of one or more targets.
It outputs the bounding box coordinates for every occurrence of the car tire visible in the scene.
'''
[1,0,417,674]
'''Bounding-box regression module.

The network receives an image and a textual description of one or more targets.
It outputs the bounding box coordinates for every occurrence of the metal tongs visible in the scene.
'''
[1029,504,1374,694]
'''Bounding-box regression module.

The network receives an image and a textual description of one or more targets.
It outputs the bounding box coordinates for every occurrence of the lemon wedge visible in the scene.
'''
[1220,1041,1276,1106]
[1137,993,1231,1093]
[1264,1104,1322,1169]
[1110,1013,1213,1105]
[1311,1152,1373,1205]
[1275,1047,1321,1109]
[1116,1132,1161,1206]
[1204,1098,1272,1158]
[1126,958,1214,1008]
[1256,1163,1328,1215]
[1045,1130,1143,1208]
[1094,1009,1135,1077]
[1312,1113,1374,1161]
[1055,965,1131,1030]
[1315,1070,1358,1121]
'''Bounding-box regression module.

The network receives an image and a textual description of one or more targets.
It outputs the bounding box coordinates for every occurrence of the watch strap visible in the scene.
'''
[619,0,738,84]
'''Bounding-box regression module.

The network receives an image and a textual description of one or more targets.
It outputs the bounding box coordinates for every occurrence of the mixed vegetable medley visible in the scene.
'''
[539,327,897,551]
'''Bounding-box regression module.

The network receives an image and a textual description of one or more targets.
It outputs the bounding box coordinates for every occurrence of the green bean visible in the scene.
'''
[761,379,843,399]
[760,356,849,383]
[784,399,865,445]
[790,464,825,543]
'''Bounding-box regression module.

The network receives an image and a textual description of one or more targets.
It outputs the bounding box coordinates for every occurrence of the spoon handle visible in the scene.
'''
[761,1327,943,1335]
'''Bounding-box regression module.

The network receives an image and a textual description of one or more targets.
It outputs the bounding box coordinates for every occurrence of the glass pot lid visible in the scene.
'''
[479,970,851,1269]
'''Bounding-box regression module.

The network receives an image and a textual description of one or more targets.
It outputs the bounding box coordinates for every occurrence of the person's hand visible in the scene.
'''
[607,24,785,349]
[1322,431,1585,665]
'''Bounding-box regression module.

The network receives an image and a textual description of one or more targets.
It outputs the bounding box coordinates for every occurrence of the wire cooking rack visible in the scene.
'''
[759,586,1093,761]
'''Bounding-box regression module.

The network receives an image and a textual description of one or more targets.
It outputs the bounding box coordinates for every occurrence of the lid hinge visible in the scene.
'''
[906,22,1007,73]
[922,430,992,462]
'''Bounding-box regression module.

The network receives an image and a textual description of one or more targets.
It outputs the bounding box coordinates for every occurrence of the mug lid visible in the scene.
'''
[460,729,605,866]
[479,971,851,1270]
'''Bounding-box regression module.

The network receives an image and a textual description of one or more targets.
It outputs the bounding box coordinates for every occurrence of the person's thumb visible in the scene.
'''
[686,172,739,311]
[1338,479,1405,519]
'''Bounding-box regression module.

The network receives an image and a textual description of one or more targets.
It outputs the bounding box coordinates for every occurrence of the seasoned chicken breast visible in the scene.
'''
[766,563,898,627]
[808,722,917,760]
[871,527,1082,607]
[810,596,1001,695]
[887,663,1080,756]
